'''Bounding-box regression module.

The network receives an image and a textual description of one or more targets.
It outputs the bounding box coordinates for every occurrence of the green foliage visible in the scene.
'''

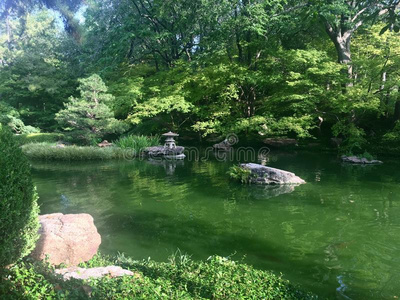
[332,121,367,154]
[358,151,376,161]
[3,1,400,153]
[0,102,40,134]
[0,129,39,267]
[14,133,64,145]
[114,134,160,155]
[228,165,253,184]
[21,143,126,161]
[383,121,400,144]
[0,10,76,130]
[1,254,316,299]
[56,74,128,145]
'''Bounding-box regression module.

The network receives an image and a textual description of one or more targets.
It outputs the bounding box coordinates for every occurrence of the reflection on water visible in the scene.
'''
[31,151,400,299]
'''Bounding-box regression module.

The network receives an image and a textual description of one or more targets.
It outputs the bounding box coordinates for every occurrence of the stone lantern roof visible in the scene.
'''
[162,131,179,137]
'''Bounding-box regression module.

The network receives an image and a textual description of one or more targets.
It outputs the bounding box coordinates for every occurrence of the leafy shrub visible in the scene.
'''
[14,133,64,145]
[21,143,127,161]
[332,121,367,154]
[358,151,376,161]
[228,165,253,184]
[0,129,40,268]
[0,102,40,134]
[383,121,400,144]
[114,134,160,154]
[1,254,316,299]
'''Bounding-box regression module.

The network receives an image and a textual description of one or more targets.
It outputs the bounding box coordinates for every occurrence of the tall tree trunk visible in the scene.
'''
[332,36,353,87]
[234,8,242,63]
[394,100,400,121]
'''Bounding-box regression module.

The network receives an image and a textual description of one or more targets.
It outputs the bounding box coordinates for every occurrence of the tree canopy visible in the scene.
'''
[1,0,400,153]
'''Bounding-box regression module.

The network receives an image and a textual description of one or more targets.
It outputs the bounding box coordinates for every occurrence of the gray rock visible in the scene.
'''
[213,139,232,151]
[55,266,135,280]
[143,146,185,159]
[341,155,383,164]
[241,163,305,185]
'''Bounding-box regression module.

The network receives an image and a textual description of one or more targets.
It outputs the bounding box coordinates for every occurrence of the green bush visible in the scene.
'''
[228,165,254,184]
[21,143,127,161]
[0,129,40,268]
[114,134,160,154]
[0,102,40,134]
[1,254,316,299]
[14,133,64,145]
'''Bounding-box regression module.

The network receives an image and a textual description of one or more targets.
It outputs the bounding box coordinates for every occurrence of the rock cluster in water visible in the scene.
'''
[241,163,305,185]
[341,155,383,164]
[142,146,185,159]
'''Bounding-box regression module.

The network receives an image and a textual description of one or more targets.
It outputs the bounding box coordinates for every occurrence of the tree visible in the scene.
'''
[315,0,400,83]
[0,102,40,134]
[56,74,127,144]
[0,9,76,130]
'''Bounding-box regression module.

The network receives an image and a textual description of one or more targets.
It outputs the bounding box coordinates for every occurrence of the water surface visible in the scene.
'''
[31,151,400,299]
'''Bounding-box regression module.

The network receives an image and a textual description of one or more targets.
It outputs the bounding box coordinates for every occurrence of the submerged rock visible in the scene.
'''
[263,138,297,147]
[241,163,305,185]
[142,146,185,159]
[55,266,136,280]
[213,139,232,151]
[341,155,383,165]
[31,213,101,266]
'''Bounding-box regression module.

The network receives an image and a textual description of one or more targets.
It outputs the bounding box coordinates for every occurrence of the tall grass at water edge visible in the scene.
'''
[114,134,160,154]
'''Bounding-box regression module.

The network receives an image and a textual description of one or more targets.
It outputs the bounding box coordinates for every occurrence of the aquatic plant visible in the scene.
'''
[228,165,253,184]
[114,134,160,153]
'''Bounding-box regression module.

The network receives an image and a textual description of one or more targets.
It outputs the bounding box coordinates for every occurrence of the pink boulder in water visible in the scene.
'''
[31,213,101,266]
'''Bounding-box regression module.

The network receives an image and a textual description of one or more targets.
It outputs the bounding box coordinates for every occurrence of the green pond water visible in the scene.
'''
[31,150,400,299]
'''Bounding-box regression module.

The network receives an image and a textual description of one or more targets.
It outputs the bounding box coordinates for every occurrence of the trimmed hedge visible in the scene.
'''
[0,129,40,268]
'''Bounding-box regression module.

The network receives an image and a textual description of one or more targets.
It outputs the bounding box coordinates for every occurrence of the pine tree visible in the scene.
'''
[56,74,127,144]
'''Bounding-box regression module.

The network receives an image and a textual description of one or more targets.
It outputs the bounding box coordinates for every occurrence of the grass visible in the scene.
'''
[20,135,161,161]
[21,143,126,161]
[114,134,160,152]
[1,253,317,299]
[14,133,64,145]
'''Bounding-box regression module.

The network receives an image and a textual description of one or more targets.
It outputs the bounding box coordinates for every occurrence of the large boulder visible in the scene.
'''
[31,213,101,266]
[55,266,136,280]
[241,163,305,185]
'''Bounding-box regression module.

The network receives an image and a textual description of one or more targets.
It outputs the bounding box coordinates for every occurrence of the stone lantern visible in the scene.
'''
[162,131,179,149]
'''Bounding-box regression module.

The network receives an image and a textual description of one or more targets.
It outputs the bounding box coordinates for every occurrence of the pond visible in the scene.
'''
[31,150,400,299]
